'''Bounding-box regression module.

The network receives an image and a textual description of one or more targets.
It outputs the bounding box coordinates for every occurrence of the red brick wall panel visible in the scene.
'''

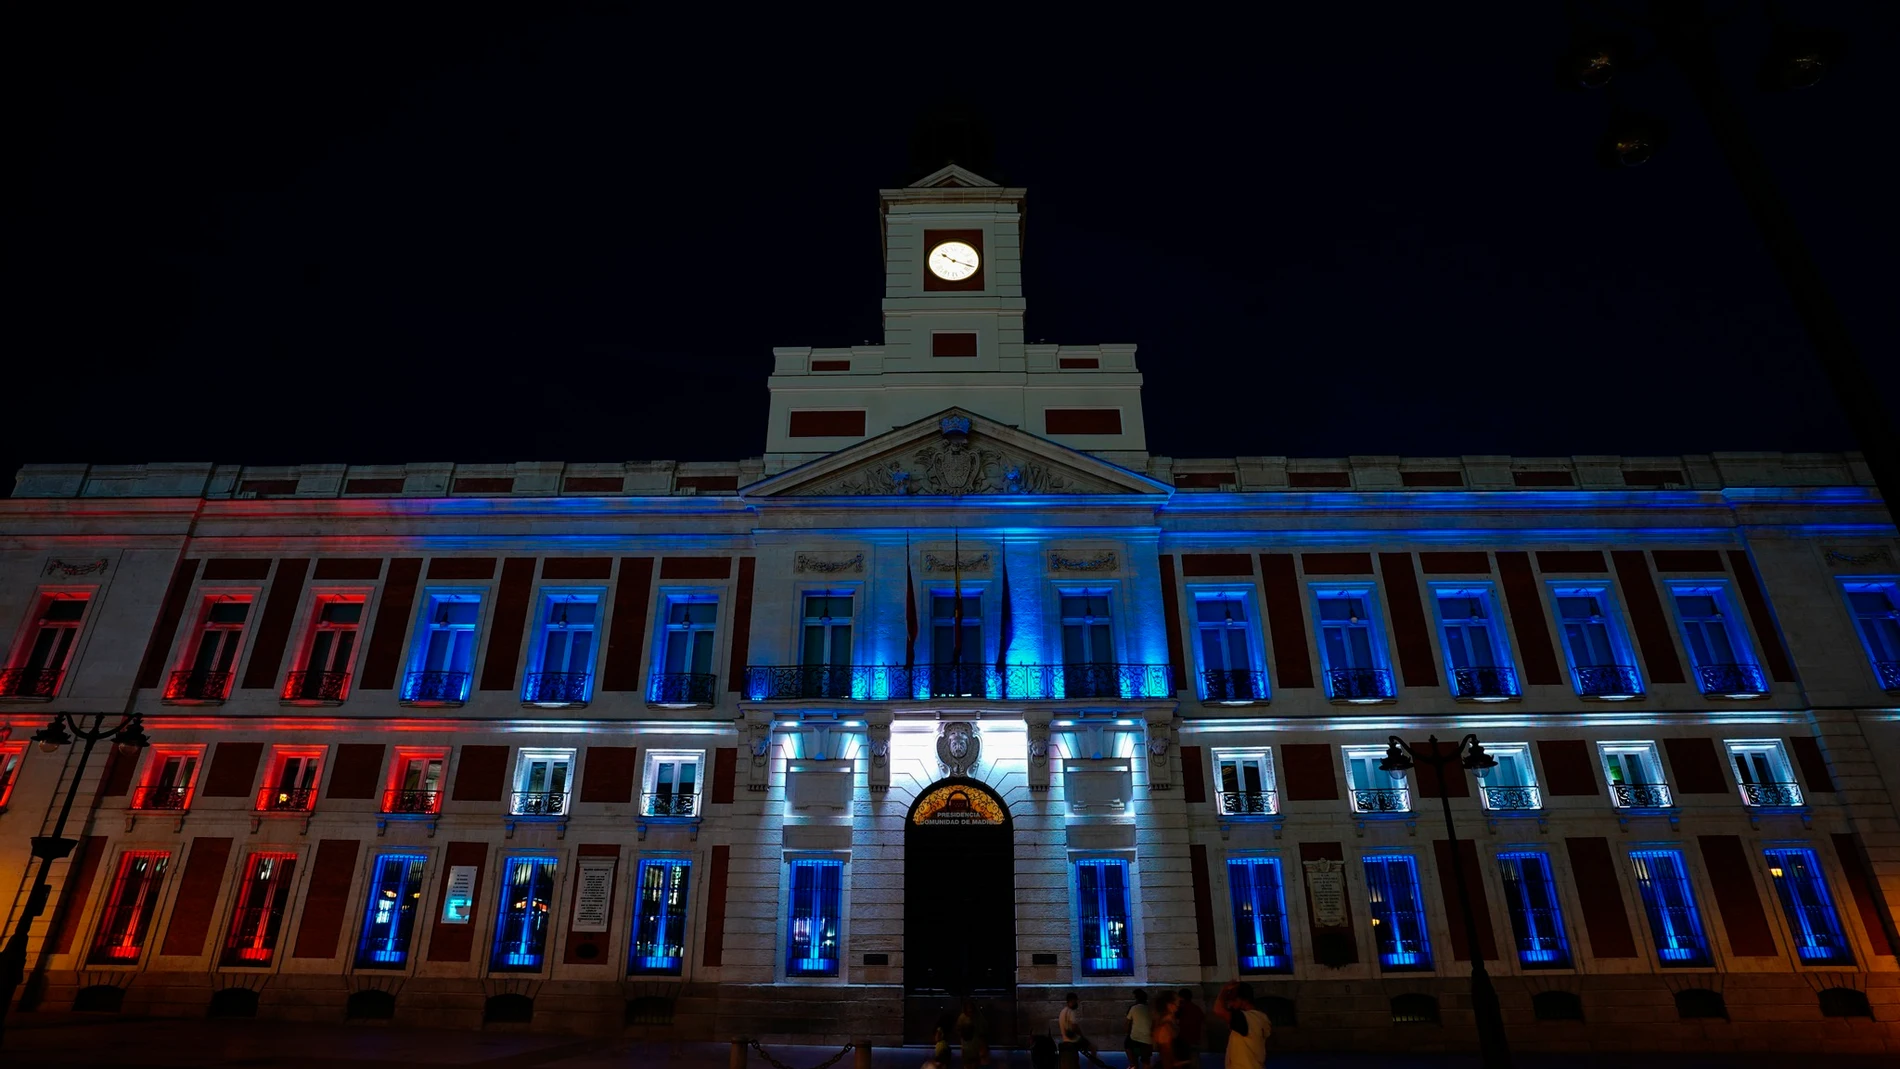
[135,557,199,689]
[1419,552,1489,574]
[703,844,730,967]
[1280,744,1339,801]
[1536,550,1608,573]
[450,745,509,802]
[1259,554,1313,689]
[1729,550,1795,683]
[710,747,737,805]
[1538,740,1600,796]
[426,841,488,962]
[1190,844,1219,967]
[1612,550,1685,684]
[1434,839,1498,961]
[1380,553,1439,688]
[1650,550,1725,573]
[1301,552,1373,575]
[240,559,310,690]
[427,558,497,580]
[1158,555,1186,691]
[313,559,384,580]
[159,836,234,956]
[1663,737,1729,795]
[200,742,264,797]
[1179,745,1206,805]
[602,557,654,693]
[1179,554,1253,577]
[325,744,386,799]
[1789,736,1836,792]
[1698,835,1778,956]
[726,557,756,693]
[50,836,107,954]
[478,557,535,691]
[1833,833,1895,956]
[789,411,866,437]
[541,557,613,581]
[579,746,637,804]
[1044,409,1122,435]
[291,839,361,959]
[1565,837,1638,958]
[660,557,733,580]
[359,557,421,690]
[1497,552,1561,685]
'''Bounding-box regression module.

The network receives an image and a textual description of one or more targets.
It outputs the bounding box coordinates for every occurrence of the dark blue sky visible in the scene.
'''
[5,3,1894,487]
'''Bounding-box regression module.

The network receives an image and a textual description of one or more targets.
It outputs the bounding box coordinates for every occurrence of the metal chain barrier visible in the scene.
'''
[747,1040,856,1069]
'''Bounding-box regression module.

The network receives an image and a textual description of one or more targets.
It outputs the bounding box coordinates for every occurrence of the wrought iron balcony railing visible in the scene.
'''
[1218,789,1279,816]
[0,666,62,699]
[643,791,698,818]
[1326,667,1395,702]
[164,669,233,703]
[1202,668,1269,703]
[1739,781,1803,807]
[1610,782,1673,808]
[648,672,718,706]
[1573,664,1643,699]
[257,786,315,812]
[1451,665,1520,701]
[402,670,470,705]
[523,671,591,705]
[1480,784,1543,811]
[1351,787,1411,813]
[133,784,191,811]
[282,670,349,703]
[743,662,1175,701]
[382,788,440,814]
[1878,660,1900,692]
[511,790,568,816]
[1694,662,1768,698]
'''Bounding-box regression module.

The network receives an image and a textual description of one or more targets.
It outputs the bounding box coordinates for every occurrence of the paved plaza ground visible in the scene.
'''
[3,1015,1895,1069]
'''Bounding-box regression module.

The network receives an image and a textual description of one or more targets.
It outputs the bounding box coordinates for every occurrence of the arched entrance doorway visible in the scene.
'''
[904,777,1016,1043]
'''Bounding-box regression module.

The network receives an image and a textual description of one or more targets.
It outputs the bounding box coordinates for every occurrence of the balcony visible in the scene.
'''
[133,785,191,811]
[282,670,349,704]
[1573,664,1643,700]
[744,663,1175,702]
[648,672,718,707]
[1479,784,1543,811]
[1739,781,1803,807]
[643,791,699,818]
[1202,668,1269,704]
[1610,782,1673,808]
[1694,663,1768,699]
[0,666,61,700]
[164,669,233,704]
[1351,787,1411,813]
[1451,665,1519,702]
[401,670,470,706]
[1878,660,1900,692]
[522,671,590,707]
[511,790,568,816]
[382,788,440,815]
[257,786,315,812]
[1326,667,1395,704]
[1218,789,1279,817]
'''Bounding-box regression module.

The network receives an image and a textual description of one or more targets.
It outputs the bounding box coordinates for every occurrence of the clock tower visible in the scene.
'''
[764,165,1148,469]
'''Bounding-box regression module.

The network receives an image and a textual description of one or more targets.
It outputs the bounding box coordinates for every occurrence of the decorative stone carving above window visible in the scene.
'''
[1065,758,1133,812]
[1049,550,1119,573]
[795,553,865,575]
[923,552,991,574]
[1824,547,1894,569]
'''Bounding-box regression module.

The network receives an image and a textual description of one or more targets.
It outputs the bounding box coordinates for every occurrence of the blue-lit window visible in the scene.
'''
[403,593,480,703]
[786,858,843,977]
[1840,580,1900,691]
[629,859,691,975]
[1313,588,1393,701]
[1497,852,1571,968]
[1764,848,1853,965]
[1669,584,1766,697]
[1553,587,1642,698]
[355,853,427,969]
[795,594,855,699]
[1195,592,1266,702]
[1076,858,1133,976]
[932,593,983,667]
[653,595,719,705]
[490,857,558,972]
[1433,587,1519,700]
[524,593,599,705]
[1227,858,1292,973]
[1629,849,1710,966]
[1363,855,1431,970]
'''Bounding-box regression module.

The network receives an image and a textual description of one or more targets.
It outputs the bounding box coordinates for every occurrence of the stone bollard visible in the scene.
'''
[729,1039,747,1069]
[853,1038,872,1069]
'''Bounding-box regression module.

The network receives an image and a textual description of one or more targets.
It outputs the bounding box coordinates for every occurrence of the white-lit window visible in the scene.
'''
[1345,746,1409,813]
[1478,744,1541,811]
[644,750,704,818]
[1213,750,1277,816]
[513,749,574,816]
[1600,742,1671,808]
[1726,740,1801,807]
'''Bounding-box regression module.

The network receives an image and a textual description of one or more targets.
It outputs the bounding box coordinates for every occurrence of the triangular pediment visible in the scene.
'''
[907,163,999,189]
[742,409,1169,499]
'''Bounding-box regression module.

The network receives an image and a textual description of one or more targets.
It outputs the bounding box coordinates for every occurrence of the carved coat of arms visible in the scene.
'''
[936,722,981,775]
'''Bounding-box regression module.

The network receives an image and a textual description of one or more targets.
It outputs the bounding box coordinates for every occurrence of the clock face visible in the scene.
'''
[927,240,981,281]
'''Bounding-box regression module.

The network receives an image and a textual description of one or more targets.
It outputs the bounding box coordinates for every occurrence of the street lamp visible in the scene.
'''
[0,712,148,1045]
[1380,733,1509,1069]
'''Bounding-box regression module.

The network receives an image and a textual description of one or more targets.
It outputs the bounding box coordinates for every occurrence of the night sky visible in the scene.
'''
[6,4,1896,492]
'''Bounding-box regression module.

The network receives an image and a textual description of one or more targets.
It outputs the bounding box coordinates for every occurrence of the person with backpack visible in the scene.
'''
[1214,980,1271,1069]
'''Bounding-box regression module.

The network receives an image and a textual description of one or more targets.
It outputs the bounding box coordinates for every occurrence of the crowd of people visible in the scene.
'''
[920,980,1271,1069]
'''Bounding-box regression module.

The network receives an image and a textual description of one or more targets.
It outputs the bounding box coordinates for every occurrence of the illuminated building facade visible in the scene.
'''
[2,165,1898,1052]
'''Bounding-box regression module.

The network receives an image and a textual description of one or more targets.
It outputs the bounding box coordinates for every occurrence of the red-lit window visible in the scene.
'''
[87,851,171,964]
[284,594,367,703]
[222,851,299,966]
[0,744,25,807]
[134,748,202,811]
[258,747,324,812]
[383,750,447,814]
[166,595,253,702]
[2,591,92,699]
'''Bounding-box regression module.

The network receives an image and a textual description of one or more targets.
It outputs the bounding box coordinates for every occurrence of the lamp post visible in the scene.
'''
[0,712,148,1045]
[1380,732,1509,1069]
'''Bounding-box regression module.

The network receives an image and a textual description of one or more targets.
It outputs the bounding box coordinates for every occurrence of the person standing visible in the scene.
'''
[1059,991,1085,1069]
[1214,981,1270,1069]
[1174,988,1206,1067]
[1124,989,1154,1069]
[1150,992,1179,1069]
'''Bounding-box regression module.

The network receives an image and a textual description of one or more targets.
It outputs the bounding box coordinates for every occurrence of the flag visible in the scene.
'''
[951,530,964,666]
[995,547,1012,678]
